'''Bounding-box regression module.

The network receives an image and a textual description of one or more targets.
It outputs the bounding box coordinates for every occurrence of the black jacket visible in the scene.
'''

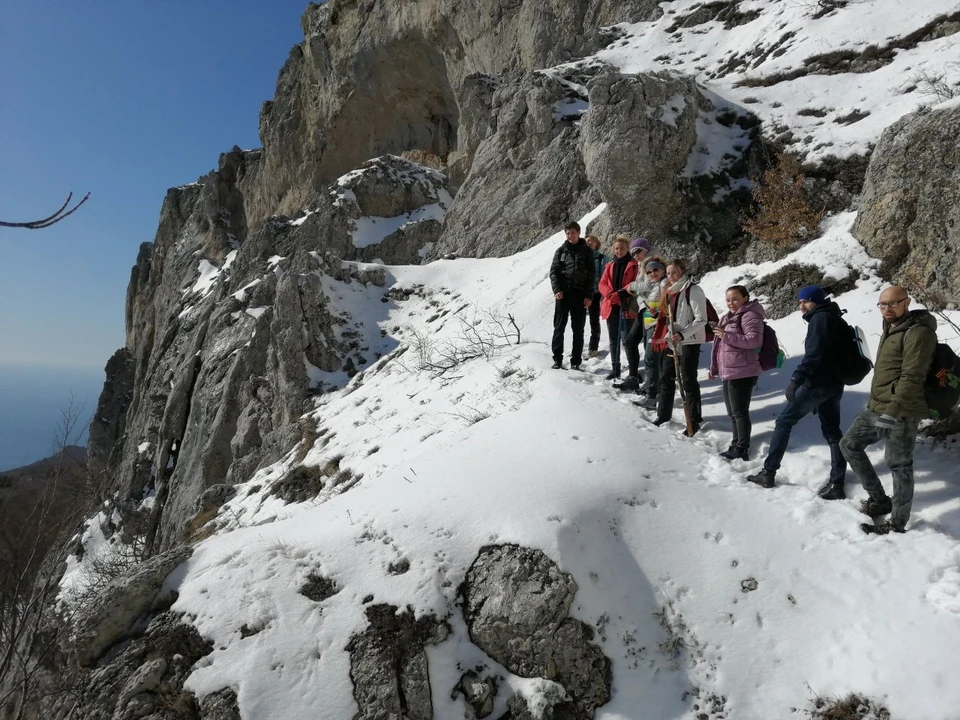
[549,240,594,297]
[791,300,846,388]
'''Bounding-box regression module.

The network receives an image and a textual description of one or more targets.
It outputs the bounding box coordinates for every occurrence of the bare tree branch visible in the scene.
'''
[0,192,91,229]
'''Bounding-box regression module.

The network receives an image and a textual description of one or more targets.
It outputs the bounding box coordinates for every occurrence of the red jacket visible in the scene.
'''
[598,258,639,320]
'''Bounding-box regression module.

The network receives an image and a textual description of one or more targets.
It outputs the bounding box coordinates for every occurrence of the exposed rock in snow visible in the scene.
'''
[461,544,612,719]
[855,102,960,305]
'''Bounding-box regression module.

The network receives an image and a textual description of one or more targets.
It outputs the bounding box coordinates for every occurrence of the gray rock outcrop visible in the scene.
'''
[854,103,960,307]
[460,544,612,719]
[346,604,450,720]
[70,546,191,666]
[435,70,598,258]
[87,347,135,473]
[51,611,219,720]
[242,0,663,226]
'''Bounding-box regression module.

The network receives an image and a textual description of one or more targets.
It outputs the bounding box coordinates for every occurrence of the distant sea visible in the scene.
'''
[0,363,105,472]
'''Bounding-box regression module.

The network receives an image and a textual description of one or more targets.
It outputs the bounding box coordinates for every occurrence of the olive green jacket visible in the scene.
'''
[868,310,938,418]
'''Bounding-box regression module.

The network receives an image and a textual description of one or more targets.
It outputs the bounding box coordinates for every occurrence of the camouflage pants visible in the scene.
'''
[840,408,919,527]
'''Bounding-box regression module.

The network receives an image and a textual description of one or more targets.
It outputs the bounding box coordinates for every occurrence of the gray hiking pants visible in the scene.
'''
[840,408,919,527]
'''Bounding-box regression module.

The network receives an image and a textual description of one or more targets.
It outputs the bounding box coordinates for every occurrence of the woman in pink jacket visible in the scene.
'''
[709,285,766,460]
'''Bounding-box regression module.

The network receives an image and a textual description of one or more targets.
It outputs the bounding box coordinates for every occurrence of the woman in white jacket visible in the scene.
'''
[651,259,709,434]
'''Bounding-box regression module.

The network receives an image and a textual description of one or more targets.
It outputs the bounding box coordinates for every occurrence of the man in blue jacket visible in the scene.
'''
[747,286,848,494]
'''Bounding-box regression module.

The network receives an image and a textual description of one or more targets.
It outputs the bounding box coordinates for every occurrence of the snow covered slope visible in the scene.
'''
[594,0,960,162]
[130,205,960,719]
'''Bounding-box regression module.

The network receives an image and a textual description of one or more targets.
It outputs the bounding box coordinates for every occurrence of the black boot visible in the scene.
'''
[614,376,640,391]
[606,365,621,380]
[817,481,846,500]
[746,469,775,489]
[861,520,905,535]
[859,495,892,516]
[719,446,747,461]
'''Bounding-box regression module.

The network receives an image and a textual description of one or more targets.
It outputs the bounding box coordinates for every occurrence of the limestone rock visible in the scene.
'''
[331,154,453,264]
[87,347,135,473]
[461,544,612,719]
[346,603,450,720]
[243,0,662,226]
[580,68,705,250]
[70,546,191,667]
[435,70,599,258]
[57,611,214,720]
[854,103,960,306]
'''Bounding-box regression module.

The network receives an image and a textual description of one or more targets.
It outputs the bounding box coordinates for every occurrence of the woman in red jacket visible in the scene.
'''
[598,236,639,379]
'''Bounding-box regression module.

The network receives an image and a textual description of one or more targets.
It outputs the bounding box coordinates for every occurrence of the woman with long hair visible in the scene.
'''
[650,259,708,435]
[709,285,766,459]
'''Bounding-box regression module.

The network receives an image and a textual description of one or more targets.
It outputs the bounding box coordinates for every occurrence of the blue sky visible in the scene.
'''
[0,0,311,369]
[0,1,312,467]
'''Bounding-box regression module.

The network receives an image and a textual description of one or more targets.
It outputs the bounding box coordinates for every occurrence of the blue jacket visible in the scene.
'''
[791,300,845,388]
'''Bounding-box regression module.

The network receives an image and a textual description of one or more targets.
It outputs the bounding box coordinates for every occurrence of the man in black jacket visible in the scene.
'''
[747,285,848,492]
[549,222,594,369]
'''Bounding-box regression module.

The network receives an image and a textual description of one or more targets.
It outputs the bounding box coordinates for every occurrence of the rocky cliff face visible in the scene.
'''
[854,102,960,307]
[89,0,762,552]
[66,2,960,719]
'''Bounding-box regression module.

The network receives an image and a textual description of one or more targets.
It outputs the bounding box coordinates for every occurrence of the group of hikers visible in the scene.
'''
[549,221,941,536]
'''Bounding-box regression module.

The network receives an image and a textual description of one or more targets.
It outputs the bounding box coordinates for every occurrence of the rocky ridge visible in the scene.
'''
[30,1,960,719]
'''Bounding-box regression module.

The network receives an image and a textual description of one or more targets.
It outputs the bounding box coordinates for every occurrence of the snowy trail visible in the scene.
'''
[159,209,960,718]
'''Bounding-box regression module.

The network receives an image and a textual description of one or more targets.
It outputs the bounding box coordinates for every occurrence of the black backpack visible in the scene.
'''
[832,319,873,386]
[925,343,960,420]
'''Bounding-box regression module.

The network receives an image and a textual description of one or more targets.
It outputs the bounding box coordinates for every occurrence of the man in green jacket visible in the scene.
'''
[840,285,937,534]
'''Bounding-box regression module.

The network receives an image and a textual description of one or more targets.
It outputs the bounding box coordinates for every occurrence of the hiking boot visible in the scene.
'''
[639,396,658,410]
[861,520,906,535]
[551,361,563,370]
[859,495,893,517]
[719,447,748,461]
[636,386,650,397]
[817,481,846,500]
[588,349,599,358]
[614,376,641,391]
[606,369,621,380]
[571,364,581,371]
[652,417,669,427]
[746,469,775,489]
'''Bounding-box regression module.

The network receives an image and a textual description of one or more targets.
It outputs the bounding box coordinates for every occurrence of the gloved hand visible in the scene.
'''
[875,414,898,439]
[785,382,797,403]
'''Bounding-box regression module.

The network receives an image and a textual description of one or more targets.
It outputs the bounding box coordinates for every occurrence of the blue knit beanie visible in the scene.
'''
[797,285,827,303]
[629,237,650,253]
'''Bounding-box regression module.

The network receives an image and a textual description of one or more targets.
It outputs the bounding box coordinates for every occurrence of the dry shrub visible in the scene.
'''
[796,692,891,719]
[400,149,446,171]
[742,153,825,249]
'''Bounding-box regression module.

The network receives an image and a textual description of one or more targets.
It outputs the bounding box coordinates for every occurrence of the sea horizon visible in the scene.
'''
[0,362,105,472]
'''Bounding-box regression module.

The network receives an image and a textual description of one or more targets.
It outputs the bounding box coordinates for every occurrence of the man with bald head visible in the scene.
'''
[840,286,937,535]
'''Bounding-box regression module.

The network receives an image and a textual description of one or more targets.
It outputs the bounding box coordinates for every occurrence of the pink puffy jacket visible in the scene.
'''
[710,300,766,380]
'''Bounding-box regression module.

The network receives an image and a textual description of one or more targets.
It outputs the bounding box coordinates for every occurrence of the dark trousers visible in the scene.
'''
[840,408,919,526]
[588,292,602,352]
[552,294,587,366]
[722,377,758,452]
[642,337,664,398]
[657,344,702,423]
[605,306,628,372]
[763,383,846,483]
[623,316,645,378]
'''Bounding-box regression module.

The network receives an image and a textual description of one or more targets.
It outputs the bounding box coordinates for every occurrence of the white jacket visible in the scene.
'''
[665,276,709,345]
